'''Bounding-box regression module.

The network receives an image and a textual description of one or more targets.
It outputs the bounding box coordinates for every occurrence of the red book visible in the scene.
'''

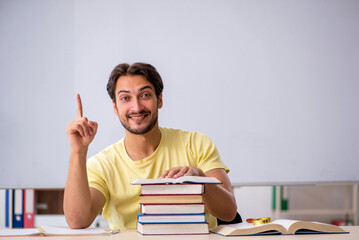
[23,189,35,228]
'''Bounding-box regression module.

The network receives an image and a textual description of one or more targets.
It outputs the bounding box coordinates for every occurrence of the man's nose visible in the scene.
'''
[132,98,144,112]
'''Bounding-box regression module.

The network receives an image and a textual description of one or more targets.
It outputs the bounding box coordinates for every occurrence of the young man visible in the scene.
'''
[64,63,237,230]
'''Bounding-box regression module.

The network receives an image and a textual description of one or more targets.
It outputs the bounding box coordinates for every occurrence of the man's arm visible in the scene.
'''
[63,94,104,229]
[160,167,237,221]
[203,168,237,221]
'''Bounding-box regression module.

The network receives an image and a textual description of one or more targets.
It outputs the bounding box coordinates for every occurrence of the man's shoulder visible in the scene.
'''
[87,139,124,164]
[160,127,211,142]
[161,127,194,138]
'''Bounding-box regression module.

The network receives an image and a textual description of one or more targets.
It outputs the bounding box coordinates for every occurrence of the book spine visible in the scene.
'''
[0,189,6,228]
[272,186,276,210]
[13,189,24,228]
[141,184,204,195]
[137,213,207,223]
[5,189,13,228]
[23,189,35,228]
[280,186,289,211]
[140,203,205,214]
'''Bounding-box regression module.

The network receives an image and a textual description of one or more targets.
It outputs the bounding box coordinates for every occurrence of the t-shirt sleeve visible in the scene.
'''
[87,155,110,202]
[189,132,229,174]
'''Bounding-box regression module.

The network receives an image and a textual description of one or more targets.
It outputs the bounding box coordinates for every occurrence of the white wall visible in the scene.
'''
[234,187,273,220]
[0,0,74,188]
[2,0,359,189]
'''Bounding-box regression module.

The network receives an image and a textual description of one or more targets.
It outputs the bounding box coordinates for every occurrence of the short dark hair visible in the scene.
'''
[107,62,164,102]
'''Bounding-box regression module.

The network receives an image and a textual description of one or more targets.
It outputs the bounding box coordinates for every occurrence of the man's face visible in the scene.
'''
[113,75,162,135]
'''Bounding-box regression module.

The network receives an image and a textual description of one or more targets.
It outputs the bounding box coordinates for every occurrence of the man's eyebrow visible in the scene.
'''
[139,85,153,92]
[116,85,153,96]
[117,90,130,95]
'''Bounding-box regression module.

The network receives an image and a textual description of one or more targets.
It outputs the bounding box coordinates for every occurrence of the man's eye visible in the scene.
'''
[120,96,129,101]
[142,93,151,98]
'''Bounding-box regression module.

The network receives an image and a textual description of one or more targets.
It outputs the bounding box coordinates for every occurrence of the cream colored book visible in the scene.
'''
[0,226,119,237]
[141,203,205,214]
[140,184,205,195]
[131,176,222,185]
[139,194,204,204]
[132,176,221,195]
[37,226,119,236]
[0,228,40,236]
[211,219,348,236]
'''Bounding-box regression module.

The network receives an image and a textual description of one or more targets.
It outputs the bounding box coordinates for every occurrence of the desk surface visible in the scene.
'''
[3,226,357,240]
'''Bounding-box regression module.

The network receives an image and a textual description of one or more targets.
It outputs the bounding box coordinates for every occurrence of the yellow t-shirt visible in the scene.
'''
[87,127,229,230]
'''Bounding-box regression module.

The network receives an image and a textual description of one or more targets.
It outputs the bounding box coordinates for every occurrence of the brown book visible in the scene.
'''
[139,194,203,204]
[211,219,348,236]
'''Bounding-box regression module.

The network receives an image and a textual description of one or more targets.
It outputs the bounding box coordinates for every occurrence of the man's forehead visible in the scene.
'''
[115,75,154,94]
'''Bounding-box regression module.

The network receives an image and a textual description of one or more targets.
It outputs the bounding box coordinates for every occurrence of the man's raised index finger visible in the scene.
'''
[76,93,83,118]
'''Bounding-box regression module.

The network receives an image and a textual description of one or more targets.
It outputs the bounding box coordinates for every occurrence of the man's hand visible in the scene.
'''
[66,94,98,153]
[160,167,238,221]
[160,166,206,178]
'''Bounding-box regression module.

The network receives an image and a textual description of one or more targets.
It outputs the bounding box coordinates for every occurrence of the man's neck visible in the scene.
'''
[124,125,162,161]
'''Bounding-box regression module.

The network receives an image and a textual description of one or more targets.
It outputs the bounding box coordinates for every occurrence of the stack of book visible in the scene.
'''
[131,176,222,235]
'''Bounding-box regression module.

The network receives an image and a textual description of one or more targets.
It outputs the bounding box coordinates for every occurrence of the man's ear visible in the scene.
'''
[157,93,163,109]
[112,100,119,116]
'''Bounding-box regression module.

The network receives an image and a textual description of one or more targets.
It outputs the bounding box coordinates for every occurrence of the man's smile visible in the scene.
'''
[128,112,150,122]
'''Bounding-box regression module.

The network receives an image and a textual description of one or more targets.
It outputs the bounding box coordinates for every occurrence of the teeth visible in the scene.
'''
[131,116,145,119]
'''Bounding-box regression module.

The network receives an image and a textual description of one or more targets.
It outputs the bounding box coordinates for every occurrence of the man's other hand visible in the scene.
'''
[160,166,206,179]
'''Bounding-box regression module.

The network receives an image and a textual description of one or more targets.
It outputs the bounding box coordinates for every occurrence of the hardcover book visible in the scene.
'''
[137,222,209,235]
[23,189,35,228]
[137,213,206,223]
[141,203,205,214]
[12,189,24,228]
[140,184,204,195]
[139,194,204,204]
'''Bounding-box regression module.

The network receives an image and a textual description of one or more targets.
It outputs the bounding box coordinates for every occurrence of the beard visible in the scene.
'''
[119,110,159,135]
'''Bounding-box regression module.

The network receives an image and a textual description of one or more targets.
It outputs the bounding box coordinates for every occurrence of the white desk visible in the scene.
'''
[2,226,357,240]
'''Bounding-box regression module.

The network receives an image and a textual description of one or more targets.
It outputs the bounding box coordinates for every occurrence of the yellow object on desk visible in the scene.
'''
[251,217,271,225]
